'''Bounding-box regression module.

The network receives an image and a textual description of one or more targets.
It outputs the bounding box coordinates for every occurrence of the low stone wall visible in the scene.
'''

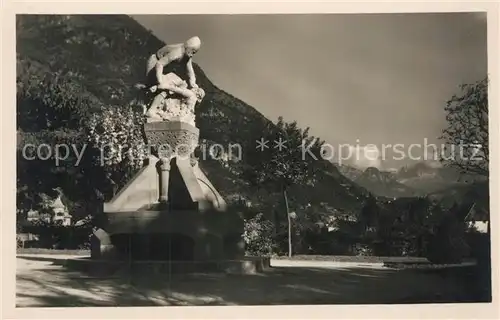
[17,248,90,255]
[383,260,477,270]
[60,256,271,276]
[272,255,430,263]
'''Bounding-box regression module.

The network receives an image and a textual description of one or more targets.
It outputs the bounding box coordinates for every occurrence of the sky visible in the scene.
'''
[132,13,487,170]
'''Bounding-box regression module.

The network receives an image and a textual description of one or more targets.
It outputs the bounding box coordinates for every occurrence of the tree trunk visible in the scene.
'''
[487,214,491,235]
[283,187,292,258]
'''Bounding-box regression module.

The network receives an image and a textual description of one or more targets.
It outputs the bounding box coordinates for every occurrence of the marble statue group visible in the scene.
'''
[136,36,205,126]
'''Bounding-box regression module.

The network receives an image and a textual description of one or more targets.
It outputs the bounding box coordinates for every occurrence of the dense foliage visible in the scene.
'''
[243,212,275,256]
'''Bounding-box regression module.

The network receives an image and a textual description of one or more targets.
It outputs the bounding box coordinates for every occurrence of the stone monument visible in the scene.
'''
[87,37,268,273]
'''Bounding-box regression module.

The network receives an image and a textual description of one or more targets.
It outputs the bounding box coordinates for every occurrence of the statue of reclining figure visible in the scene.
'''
[140,72,205,123]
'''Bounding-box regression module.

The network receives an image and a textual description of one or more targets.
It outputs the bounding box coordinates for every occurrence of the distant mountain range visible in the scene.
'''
[336,161,486,199]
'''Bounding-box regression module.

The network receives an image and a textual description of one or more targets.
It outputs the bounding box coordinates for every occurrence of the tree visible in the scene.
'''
[359,194,379,232]
[440,78,488,176]
[440,77,491,243]
[426,203,470,264]
[242,117,324,257]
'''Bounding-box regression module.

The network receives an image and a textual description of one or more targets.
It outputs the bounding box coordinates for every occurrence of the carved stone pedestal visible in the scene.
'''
[91,120,245,263]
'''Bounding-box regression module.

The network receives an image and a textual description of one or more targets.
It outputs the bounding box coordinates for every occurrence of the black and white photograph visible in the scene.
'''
[6,4,496,314]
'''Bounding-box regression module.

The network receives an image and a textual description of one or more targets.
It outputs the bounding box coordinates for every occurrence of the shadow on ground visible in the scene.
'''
[16,255,488,307]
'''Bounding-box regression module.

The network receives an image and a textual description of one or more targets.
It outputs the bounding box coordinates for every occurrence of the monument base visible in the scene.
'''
[94,120,245,264]
[91,209,246,261]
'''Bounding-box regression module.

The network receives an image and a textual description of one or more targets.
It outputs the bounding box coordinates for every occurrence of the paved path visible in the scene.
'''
[16,255,473,307]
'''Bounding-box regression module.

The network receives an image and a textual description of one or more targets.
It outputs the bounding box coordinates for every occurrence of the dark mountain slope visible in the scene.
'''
[335,164,364,181]
[428,182,489,210]
[16,15,277,162]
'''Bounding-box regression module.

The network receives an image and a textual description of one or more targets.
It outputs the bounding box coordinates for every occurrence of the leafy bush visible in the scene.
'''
[243,212,275,256]
[86,105,146,168]
[20,223,93,250]
[425,213,470,264]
